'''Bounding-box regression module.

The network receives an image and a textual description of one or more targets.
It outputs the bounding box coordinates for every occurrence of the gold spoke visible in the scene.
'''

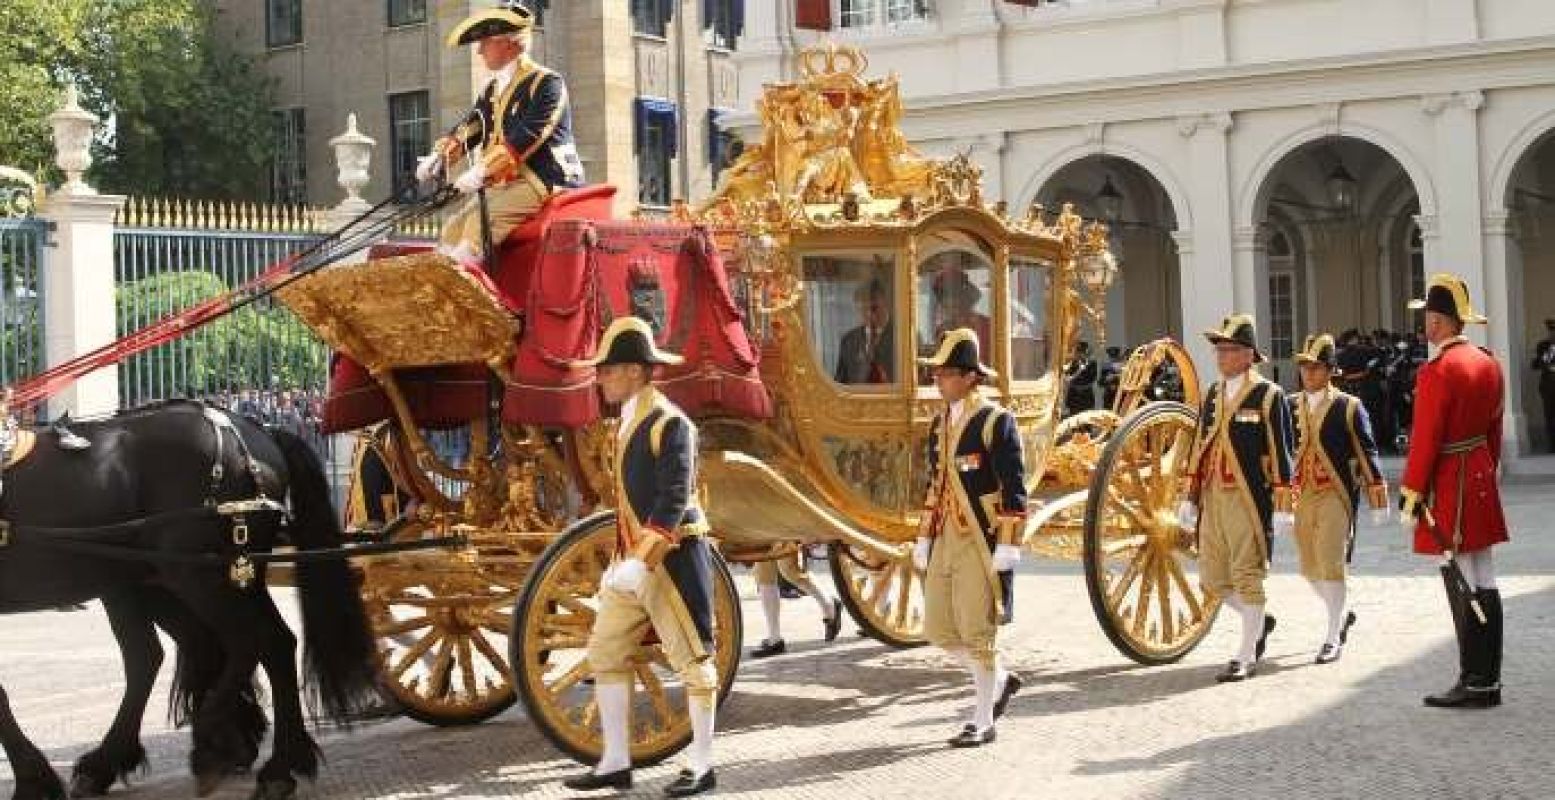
[389,629,441,681]
[635,662,676,733]
[1106,545,1149,611]
[1155,553,1175,644]
[1104,486,1150,530]
[377,616,434,637]
[427,636,457,699]
[1163,551,1205,622]
[457,634,479,700]
[547,659,591,699]
[1131,548,1156,638]
[470,627,513,676]
[1102,534,1148,557]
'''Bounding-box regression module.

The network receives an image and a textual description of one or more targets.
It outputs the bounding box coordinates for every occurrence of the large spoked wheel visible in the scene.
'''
[511,514,743,767]
[829,540,927,648]
[1082,402,1219,665]
[358,517,522,726]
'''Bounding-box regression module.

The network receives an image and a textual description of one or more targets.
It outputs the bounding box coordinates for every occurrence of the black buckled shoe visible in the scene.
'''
[948,724,996,748]
[1339,610,1358,645]
[1215,660,1254,683]
[750,639,786,659]
[1424,683,1501,709]
[562,767,632,791]
[993,673,1022,720]
[823,599,843,642]
[1314,643,1343,665]
[1255,615,1277,661]
[664,768,716,797]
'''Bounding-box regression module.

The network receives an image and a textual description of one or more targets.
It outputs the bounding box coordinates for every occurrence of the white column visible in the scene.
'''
[41,192,125,419]
[1179,112,1236,369]
[1420,91,1489,344]
[40,83,122,419]
[951,0,1002,93]
[1483,210,1527,456]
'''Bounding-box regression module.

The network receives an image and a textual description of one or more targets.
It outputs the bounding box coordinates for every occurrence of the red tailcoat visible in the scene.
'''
[1401,338,1509,554]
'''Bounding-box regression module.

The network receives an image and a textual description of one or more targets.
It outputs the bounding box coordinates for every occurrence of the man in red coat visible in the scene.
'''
[1399,273,1510,709]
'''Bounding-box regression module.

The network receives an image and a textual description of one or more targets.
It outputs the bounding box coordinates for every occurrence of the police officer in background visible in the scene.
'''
[1064,341,1098,416]
[1533,317,1555,454]
[1099,345,1125,411]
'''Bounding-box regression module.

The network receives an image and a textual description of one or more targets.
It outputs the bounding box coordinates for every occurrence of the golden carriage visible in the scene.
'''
[278,44,1215,766]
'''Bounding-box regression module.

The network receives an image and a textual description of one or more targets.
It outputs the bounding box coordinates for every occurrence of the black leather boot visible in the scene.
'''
[1426,586,1500,709]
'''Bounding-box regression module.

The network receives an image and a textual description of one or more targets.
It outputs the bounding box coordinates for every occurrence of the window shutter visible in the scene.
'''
[795,0,832,30]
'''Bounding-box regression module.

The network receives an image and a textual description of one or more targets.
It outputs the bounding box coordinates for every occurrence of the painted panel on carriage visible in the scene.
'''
[822,435,911,512]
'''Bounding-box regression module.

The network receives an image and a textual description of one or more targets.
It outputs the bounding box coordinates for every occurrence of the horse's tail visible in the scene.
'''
[270,427,379,726]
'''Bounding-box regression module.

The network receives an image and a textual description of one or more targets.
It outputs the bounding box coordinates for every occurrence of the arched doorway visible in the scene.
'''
[1034,156,1182,355]
[1504,131,1555,455]
[1250,137,1424,449]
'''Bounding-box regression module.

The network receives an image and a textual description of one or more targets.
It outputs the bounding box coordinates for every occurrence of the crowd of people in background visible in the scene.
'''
[200,387,332,456]
[1061,328,1429,455]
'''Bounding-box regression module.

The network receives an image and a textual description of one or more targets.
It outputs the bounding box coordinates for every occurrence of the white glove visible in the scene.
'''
[1400,509,1419,536]
[605,558,647,596]
[1176,500,1198,532]
[453,162,487,195]
[912,538,931,572]
[1272,512,1296,537]
[414,153,444,183]
[992,544,1022,572]
[1369,507,1393,527]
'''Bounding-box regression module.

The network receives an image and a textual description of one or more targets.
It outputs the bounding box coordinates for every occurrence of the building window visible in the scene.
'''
[635,98,678,208]
[1267,231,1296,362]
[270,108,307,205]
[388,0,426,28]
[704,0,743,50]
[708,109,741,180]
[838,0,931,29]
[632,0,674,37]
[266,0,303,48]
[389,91,431,194]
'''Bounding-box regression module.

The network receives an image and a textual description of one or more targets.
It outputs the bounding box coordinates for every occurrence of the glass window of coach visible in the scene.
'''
[1010,259,1053,381]
[916,247,994,386]
[803,254,899,389]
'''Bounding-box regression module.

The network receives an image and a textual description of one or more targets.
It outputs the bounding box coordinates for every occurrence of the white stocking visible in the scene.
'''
[758,582,783,643]
[594,682,632,774]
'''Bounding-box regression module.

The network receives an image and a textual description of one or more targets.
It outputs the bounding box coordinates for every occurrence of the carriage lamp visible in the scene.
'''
[1079,247,1118,295]
[48,82,98,195]
[330,114,376,207]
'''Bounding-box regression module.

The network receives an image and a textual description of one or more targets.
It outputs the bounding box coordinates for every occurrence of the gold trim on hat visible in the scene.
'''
[574,316,685,368]
[1407,272,1487,324]
[1294,333,1336,365]
[447,8,534,48]
[917,327,997,377]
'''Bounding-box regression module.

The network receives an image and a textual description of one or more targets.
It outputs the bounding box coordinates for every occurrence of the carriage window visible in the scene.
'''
[802,254,898,388]
[1010,260,1053,381]
[916,247,993,386]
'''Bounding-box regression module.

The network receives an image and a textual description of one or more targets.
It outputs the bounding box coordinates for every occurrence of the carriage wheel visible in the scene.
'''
[1082,402,1219,665]
[510,514,743,767]
[360,517,520,726]
[829,541,927,648]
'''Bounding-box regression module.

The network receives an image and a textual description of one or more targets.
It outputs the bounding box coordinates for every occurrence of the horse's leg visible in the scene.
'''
[139,588,268,782]
[247,593,316,800]
[0,683,66,800]
[67,591,160,799]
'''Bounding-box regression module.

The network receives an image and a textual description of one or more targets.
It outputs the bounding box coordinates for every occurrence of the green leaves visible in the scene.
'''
[0,0,277,200]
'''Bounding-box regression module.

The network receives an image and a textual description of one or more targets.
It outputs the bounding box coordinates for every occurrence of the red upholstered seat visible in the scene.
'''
[323,187,618,433]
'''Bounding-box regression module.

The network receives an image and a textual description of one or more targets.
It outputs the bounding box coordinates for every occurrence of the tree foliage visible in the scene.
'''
[116,270,326,403]
[0,0,277,200]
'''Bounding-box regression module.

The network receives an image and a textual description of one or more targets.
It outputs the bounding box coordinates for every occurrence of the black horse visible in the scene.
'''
[0,400,377,800]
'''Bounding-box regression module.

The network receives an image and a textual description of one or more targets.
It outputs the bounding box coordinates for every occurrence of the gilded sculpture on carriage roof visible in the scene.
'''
[702,43,943,214]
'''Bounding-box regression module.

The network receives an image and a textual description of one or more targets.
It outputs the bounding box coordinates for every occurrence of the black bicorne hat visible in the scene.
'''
[1294,333,1337,368]
[575,316,684,368]
[447,1,536,47]
[918,328,996,378]
[1407,273,1487,325]
[1203,313,1266,364]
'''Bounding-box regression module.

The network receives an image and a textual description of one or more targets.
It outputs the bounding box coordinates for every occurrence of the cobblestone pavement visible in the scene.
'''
[3,480,1552,799]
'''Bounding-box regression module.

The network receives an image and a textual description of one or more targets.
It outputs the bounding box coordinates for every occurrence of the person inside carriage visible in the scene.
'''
[415,0,585,266]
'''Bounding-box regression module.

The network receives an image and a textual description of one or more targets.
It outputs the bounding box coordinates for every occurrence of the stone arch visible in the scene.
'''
[1238,123,1438,231]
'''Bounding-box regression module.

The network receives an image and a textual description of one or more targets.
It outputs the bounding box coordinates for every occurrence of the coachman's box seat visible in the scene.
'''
[307,185,770,434]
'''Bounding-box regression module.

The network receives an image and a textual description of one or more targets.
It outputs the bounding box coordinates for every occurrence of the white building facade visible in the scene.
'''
[733,0,1555,461]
